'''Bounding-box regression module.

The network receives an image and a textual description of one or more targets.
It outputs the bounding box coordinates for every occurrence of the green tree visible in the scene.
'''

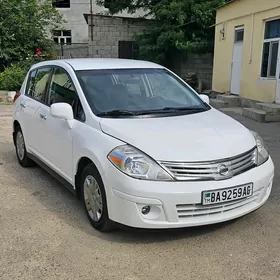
[0,0,64,64]
[98,0,228,64]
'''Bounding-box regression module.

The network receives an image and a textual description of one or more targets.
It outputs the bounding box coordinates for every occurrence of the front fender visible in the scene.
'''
[73,122,125,180]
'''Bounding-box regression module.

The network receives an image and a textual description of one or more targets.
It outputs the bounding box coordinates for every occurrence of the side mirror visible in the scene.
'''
[199,94,210,105]
[50,103,74,129]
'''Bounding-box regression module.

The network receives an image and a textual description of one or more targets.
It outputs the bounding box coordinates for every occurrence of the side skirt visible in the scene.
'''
[27,153,77,197]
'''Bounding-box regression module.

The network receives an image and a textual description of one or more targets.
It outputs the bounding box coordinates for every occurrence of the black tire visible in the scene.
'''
[81,164,114,232]
[15,126,35,167]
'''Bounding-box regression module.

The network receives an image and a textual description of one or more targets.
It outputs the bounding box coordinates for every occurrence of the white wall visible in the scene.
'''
[55,0,89,43]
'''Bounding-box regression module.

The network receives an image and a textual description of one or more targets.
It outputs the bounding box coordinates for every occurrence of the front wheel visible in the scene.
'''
[81,164,114,232]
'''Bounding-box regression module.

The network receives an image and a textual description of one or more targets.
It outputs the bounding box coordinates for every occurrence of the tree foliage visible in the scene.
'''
[0,58,45,91]
[0,0,64,61]
[98,0,229,64]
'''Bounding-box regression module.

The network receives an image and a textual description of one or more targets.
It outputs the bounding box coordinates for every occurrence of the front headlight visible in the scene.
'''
[108,145,173,181]
[251,131,269,165]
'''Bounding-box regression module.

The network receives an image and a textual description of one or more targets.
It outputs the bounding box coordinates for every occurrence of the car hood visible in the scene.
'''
[99,109,256,162]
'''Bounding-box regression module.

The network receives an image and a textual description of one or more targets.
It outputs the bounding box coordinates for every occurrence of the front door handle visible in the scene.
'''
[39,113,47,120]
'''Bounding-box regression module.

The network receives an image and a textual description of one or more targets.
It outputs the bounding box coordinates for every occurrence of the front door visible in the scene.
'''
[276,43,280,103]
[230,27,244,95]
[38,66,82,183]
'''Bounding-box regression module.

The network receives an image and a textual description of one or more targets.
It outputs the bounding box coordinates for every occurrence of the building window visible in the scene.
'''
[52,0,70,8]
[53,30,72,44]
[234,29,244,43]
[261,19,280,78]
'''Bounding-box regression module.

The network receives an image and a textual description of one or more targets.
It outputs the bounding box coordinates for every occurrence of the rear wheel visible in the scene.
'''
[81,164,114,232]
[15,126,35,167]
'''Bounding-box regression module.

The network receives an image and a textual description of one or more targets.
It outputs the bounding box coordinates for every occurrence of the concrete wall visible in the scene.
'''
[213,0,280,103]
[54,44,89,58]
[85,15,213,88]
[88,15,150,58]
[171,53,213,90]
[56,1,146,44]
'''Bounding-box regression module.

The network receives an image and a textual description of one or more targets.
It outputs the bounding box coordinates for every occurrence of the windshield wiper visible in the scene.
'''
[97,109,136,117]
[133,107,207,115]
[97,107,207,117]
[161,107,206,111]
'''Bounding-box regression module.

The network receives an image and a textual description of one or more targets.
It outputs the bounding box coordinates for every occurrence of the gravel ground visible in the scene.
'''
[1,105,280,280]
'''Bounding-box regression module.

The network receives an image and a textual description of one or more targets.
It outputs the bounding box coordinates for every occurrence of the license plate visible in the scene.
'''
[202,183,253,206]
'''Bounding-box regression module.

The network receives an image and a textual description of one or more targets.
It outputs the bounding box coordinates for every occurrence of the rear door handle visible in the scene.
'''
[20,102,25,109]
[39,113,47,120]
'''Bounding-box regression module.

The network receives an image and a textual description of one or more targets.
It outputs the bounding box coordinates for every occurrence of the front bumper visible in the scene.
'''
[103,157,274,229]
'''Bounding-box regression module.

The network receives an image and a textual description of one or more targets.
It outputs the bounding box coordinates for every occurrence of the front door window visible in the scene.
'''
[47,67,85,122]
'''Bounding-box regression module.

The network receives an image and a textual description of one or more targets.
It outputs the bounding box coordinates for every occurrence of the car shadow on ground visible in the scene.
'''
[105,219,239,244]
[1,142,257,244]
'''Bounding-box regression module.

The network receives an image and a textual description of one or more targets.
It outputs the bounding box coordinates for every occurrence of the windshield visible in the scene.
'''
[76,68,210,117]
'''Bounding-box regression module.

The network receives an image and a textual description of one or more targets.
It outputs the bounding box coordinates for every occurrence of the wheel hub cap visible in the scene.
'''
[84,175,103,222]
[16,131,25,161]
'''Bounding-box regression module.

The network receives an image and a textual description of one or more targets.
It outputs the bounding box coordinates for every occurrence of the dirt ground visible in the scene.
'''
[1,104,280,280]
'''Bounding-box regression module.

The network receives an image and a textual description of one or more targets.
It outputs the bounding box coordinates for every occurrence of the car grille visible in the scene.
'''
[176,188,262,220]
[159,147,257,181]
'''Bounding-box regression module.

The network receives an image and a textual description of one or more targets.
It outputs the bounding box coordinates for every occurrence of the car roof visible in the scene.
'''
[31,58,164,71]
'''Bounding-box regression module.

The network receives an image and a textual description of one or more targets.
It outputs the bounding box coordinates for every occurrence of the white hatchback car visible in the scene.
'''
[13,58,274,232]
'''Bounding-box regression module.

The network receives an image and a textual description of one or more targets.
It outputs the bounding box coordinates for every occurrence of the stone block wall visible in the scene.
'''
[170,53,214,90]
[87,15,151,58]
[55,44,89,58]
[82,15,213,90]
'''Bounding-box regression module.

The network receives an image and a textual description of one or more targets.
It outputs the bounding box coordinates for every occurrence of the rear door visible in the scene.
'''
[22,67,52,155]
